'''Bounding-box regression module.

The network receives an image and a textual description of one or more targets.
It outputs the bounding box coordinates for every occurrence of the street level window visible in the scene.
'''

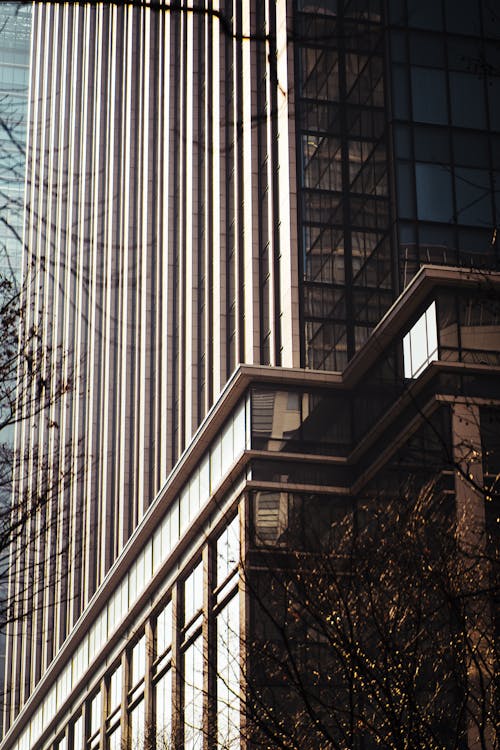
[403,301,438,378]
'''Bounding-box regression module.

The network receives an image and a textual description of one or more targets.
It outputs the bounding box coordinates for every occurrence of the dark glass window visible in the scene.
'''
[392,64,410,120]
[411,67,448,124]
[407,0,443,31]
[302,135,343,191]
[449,72,486,129]
[419,223,456,264]
[483,4,500,39]
[445,0,481,36]
[388,0,406,25]
[251,387,351,454]
[414,127,450,163]
[447,37,482,72]
[396,162,415,218]
[453,131,489,168]
[415,163,453,221]
[394,125,412,159]
[297,0,338,12]
[300,47,339,101]
[390,31,407,63]
[409,33,445,67]
[495,173,500,223]
[488,78,500,131]
[455,167,492,226]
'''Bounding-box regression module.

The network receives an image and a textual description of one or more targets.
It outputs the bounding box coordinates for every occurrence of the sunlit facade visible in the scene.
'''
[1,0,499,749]
[0,2,31,284]
[0,2,31,735]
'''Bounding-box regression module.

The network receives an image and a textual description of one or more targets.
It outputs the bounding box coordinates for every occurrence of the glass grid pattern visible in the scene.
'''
[0,3,30,284]
[15,509,240,750]
[10,401,247,750]
[295,0,393,370]
[390,0,500,285]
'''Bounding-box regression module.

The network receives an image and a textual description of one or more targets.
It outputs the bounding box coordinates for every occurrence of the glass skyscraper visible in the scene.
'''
[0,3,30,284]
[1,2,499,749]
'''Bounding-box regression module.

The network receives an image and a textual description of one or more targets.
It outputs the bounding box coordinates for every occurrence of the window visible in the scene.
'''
[403,301,438,378]
[184,562,203,626]
[88,692,101,750]
[157,600,172,657]
[72,715,84,750]
[415,163,453,222]
[108,665,122,716]
[411,68,447,125]
[217,515,240,586]
[407,0,443,30]
[108,726,121,750]
[155,670,172,747]
[131,635,146,686]
[130,699,145,749]
[217,595,240,749]
[183,638,204,750]
[449,72,486,129]
[454,168,492,226]
[254,492,289,546]
[90,692,101,737]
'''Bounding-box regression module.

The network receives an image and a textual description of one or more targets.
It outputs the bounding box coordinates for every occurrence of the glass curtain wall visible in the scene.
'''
[390,0,500,284]
[0,3,31,284]
[295,0,393,369]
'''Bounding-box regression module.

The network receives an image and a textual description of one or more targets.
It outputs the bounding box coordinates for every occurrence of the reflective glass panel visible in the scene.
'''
[217,515,240,585]
[109,665,122,715]
[455,168,492,226]
[155,670,172,748]
[130,699,145,750]
[217,595,240,749]
[184,638,203,750]
[411,67,447,125]
[184,561,203,625]
[90,692,101,737]
[131,635,146,685]
[403,301,438,378]
[415,163,453,222]
[450,72,486,129]
[157,600,172,656]
[109,727,121,750]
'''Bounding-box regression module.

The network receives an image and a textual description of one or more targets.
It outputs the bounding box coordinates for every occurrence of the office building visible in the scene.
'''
[1,1,499,749]
[0,2,31,284]
[0,1,31,734]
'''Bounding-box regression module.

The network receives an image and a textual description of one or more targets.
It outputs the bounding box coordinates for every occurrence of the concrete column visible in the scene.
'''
[452,402,494,750]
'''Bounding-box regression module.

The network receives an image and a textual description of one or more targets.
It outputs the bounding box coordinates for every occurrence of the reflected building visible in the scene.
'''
[0,1,31,736]
[1,1,499,750]
[0,3,31,284]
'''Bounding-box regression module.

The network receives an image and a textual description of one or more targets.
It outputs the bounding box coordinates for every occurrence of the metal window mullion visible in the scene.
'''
[120,649,130,750]
[144,618,154,747]
[171,581,183,749]
[203,544,216,750]
[338,8,355,360]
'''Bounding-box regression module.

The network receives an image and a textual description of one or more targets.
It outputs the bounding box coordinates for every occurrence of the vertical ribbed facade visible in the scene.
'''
[3,0,500,740]
[5,0,300,721]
